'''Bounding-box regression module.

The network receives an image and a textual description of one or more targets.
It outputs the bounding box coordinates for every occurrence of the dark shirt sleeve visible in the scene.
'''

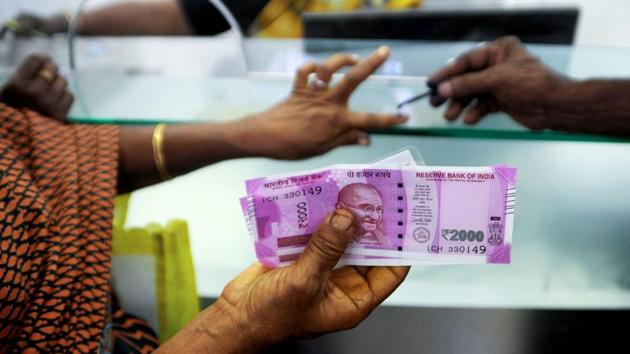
[177,0,269,35]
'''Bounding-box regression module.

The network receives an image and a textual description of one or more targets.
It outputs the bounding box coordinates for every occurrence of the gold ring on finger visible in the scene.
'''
[37,69,55,83]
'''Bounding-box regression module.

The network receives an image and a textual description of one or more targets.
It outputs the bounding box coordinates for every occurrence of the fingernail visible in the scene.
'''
[314,79,327,89]
[438,81,454,98]
[350,54,361,63]
[331,209,354,231]
[377,45,390,58]
[430,95,445,107]
[358,134,371,146]
[427,80,439,89]
[395,113,409,122]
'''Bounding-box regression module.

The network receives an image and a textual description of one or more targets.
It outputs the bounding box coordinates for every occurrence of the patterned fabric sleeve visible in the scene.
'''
[0,104,119,353]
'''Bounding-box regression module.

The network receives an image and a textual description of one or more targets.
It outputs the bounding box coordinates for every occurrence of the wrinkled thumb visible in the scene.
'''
[294,209,355,275]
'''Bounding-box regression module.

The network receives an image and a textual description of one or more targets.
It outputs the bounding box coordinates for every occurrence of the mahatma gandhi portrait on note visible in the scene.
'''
[336,183,391,247]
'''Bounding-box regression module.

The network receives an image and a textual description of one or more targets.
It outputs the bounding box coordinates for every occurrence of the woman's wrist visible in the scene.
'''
[220,114,275,159]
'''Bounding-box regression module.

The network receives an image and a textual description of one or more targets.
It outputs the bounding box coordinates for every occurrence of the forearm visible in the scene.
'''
[117,48,403,191]
[118,118,260,192]
[155,299,261,354]
[77,1,192,35]
[547,79,630,136]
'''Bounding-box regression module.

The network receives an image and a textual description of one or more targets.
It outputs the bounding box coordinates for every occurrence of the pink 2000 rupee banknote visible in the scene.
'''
[243,165,517,267]
[240,150,428,266]
[240,149,419,243]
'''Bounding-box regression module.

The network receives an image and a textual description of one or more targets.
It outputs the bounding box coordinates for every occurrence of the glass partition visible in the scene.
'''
[3,5,630,310]
[63,37,630,143]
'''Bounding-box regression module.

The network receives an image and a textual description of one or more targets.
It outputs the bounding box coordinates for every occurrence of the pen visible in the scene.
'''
[396,90,433,110]
[396,82,439,110]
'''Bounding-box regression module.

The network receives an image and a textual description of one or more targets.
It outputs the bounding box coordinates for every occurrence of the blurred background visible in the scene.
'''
[2,1,630,353]
[2,0,630,46]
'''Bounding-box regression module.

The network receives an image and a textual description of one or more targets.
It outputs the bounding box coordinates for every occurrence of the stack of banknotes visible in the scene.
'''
[240,149,517,267]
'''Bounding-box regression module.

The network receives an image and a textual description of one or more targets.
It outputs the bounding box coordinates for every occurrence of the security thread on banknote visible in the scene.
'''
[243,164,516,267]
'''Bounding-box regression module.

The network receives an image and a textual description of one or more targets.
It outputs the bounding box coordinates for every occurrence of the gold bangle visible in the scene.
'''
[152,124,172,181]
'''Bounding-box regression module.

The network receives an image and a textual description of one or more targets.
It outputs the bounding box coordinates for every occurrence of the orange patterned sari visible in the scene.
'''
[0,103,157,353]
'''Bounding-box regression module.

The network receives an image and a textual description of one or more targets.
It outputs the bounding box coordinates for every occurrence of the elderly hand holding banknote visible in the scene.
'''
[149,47,411,353]
[158,210,409,353]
